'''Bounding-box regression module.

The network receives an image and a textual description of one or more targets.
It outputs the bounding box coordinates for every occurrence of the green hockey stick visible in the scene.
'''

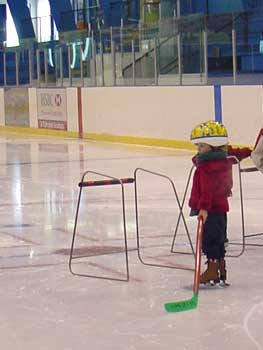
[164,217,204,313]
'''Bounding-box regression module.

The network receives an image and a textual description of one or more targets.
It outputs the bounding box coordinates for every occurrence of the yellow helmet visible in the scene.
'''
[190,120,228,147]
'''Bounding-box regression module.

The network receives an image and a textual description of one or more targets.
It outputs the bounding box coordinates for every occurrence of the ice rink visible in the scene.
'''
[0,132,262,350]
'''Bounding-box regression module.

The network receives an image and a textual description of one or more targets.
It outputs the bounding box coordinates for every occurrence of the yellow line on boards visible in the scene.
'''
[83,132,196,150]
[0,126,250,150]
[0,126,195,149]
[0,126,78,139]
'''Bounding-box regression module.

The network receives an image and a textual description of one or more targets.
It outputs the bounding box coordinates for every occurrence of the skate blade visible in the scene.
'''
[200,281,230,289]
[219,280,230,287]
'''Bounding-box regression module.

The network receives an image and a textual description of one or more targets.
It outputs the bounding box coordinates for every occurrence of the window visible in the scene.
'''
[37,0,58,42]
[6,3,19,47]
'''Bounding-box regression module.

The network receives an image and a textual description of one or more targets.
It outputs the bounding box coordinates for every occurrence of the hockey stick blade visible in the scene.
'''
[164,292,198,313]
[164,217,204,313]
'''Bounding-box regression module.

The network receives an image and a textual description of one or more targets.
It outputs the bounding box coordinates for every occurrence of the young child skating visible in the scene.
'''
[189,120,251,285]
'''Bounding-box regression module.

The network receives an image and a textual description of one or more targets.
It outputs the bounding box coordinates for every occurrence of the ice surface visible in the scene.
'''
[0,134,262,350]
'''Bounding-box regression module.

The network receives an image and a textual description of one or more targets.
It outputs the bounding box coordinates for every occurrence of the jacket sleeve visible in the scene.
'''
[227,145,252,162]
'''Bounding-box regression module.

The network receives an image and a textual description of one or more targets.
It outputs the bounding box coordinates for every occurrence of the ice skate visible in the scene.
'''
[200,259,220,286]
[218,259,230,287]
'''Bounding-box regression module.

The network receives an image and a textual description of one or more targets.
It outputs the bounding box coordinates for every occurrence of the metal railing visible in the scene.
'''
[2,10,263,88]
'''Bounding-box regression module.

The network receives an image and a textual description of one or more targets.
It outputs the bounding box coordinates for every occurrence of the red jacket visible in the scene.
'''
[188,146,251,212]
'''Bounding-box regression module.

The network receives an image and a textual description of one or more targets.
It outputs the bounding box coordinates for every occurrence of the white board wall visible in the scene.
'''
[1,85,262,148]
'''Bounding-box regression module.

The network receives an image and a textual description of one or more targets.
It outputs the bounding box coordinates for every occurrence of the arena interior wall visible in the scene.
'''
[0,85,262,149]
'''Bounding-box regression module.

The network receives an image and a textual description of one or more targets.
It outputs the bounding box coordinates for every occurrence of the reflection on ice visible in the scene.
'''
[0,134,262,350]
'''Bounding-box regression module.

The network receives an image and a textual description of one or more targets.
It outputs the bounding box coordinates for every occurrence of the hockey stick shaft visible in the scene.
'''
[193,216,203,294]
[164,217,204,313]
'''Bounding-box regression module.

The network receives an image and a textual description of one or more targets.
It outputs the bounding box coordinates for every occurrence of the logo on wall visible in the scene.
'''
[4,88,30,127]
[55,94,62,107]
[37,89,67,130]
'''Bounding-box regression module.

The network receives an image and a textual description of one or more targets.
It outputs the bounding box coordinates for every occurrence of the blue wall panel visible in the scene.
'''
[214,85,222,123]
[100,0,139,27]
[100,0,111,27]
[49,0,75,32]
[0,5,6,43]
[192,0,207,14]
[180,0,246,15]
[7,0,35,39]
[129,0,139,21]
[111,1,123,26]
[208,0,244,14]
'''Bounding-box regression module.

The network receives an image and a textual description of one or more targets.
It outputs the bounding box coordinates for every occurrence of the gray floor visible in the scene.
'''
[0,133,262,350]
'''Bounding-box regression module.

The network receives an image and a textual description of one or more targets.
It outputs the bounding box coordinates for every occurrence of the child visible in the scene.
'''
[189,120,251,285]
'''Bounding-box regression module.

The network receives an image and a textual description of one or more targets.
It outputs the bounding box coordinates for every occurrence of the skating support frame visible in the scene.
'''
[134,167,195,270]
[69,170,134,281]
[237,166,263,247]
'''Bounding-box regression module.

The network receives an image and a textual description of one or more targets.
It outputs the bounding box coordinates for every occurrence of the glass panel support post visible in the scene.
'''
[176,0,181,17]
[100,42,105,86]
[120,18,123,76]
[154,38,158,86]
[28,49,33,85]
[92,34,97,86]
[3,51,6,87]
[111,40,116,86]
[80,45,84,87]
[15,50,19,86]
[36,48,41,87]
[232,28,237,85]
[203,29,208,85]
[177,32,182,85]
[59,47,63,87]
[44,48,48,87]
[68,45,72,86]
[132,40,136,86]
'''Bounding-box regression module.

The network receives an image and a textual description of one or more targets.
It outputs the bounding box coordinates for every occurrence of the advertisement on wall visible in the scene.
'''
[4,88,30,126]
[37,89,67,130]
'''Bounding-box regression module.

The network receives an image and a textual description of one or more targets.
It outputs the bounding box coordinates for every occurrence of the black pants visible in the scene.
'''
[202,212,227,260]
